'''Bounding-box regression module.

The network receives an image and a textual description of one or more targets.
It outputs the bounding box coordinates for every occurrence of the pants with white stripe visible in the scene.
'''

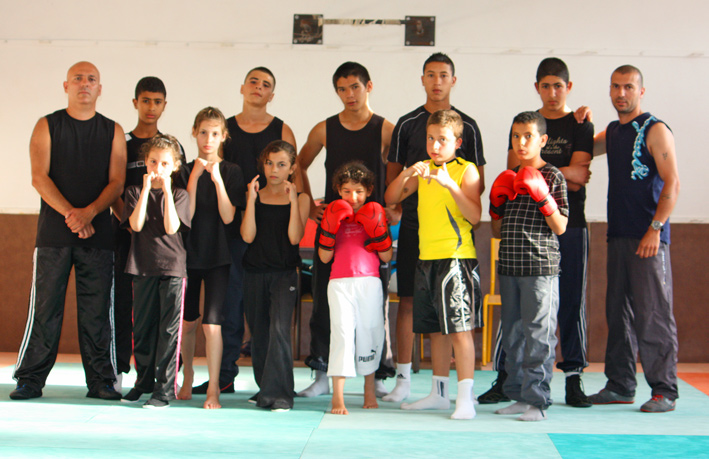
[131,276,185,401]
[499,274,559,410]
[14,247,116,391]
[492,227,588,374]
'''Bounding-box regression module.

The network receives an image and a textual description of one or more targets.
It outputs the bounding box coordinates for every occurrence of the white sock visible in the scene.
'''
[114,373,123,393]
[297,370,330,397]
[382,363,411,402]
[401,375,449,410]
[451,379,476,420]
[519,406,547,421]
[374,379,389,398]
[495,401,531,415]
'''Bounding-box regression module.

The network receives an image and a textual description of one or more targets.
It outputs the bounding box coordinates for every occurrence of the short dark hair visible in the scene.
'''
[512,111,547,136]
[536,57,569,84]
[613,64,644,87]
[134,76,166,99]
[332,161,375,193]
[426,110,463,140]
[332,62,371,90]
[423,52,455,76]
[244,67,276,89]
[257,140,297,179]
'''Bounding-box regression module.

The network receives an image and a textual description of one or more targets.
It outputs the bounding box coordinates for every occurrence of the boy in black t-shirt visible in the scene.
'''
[489,111,568,421]
[480,58,594,408]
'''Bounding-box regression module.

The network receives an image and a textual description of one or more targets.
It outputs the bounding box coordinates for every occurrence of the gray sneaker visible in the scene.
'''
[588,389,634,405]
[640,395,676,413]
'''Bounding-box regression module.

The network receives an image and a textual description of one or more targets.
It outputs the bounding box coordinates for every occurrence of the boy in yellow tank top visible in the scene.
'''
[385,110,482,419]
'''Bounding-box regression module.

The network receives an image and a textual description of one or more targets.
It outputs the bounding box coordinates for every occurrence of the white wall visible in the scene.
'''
[2,0,707,222]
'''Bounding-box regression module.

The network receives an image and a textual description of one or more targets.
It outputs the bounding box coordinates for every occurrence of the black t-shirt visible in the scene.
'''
[242,194,301,272]
[177,160,245,269]
[121,186,191,277]
[323,114,386,205]
[388,105,486,228]
[114,131,187,241]
[36,109,115,250]
[223,116,283,189]
[508,112,593,227]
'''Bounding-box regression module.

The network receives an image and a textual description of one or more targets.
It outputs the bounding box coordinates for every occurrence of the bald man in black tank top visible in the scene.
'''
[12,62,127,401]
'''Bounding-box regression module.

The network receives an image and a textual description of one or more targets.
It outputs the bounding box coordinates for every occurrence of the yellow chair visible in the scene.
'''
[481,238,502,366]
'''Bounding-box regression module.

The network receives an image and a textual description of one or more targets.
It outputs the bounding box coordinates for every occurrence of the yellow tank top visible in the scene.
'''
[417,158,477,260]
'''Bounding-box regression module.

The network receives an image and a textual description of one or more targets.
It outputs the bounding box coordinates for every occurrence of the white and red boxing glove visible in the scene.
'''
[354,202,392,253]
[513,166,558,217]
[489,170,517,220]
[319,199,354,251]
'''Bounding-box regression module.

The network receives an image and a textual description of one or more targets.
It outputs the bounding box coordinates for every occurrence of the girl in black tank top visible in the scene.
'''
[240,141,310,410]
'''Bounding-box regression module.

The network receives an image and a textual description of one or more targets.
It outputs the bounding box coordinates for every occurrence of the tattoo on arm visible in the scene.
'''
[662,152,668,160]
[661,193,671,201]
[403,187,409,194]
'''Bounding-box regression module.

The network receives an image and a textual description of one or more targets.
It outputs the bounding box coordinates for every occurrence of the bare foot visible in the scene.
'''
[363,374,378,409]
[177,370,193,400]
[331,386,348,415]
[363,394,379,409]
[177,386,192,400]
[331,402,349,415]
[204,390,222,409]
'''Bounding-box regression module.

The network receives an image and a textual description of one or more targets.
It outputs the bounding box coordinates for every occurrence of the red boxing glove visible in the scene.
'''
[513,166,558,217]
[489,170,517,220]
[354,202,392,253]
[319,199,354,251]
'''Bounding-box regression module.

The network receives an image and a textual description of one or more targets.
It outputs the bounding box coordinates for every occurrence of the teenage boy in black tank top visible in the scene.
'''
[479,58,594,408]
[383,53,486,403]
[296,62,396,398]
[191,67,298,394]
[11,61,127,401]
[110,77,185,391]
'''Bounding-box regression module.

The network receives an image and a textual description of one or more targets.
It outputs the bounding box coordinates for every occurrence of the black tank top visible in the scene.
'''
[324,113,385,205]
[36,109,115,250]
[242,194,301,272]
[223,116,283,188]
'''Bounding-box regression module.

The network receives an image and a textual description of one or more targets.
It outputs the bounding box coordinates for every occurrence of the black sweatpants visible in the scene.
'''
[113,225,134,375]
[244,269,298,409]
[132,276,185,400]
[14,247,116,391]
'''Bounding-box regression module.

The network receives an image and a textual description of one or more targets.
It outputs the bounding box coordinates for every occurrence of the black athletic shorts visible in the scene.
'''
[413,258,478,335]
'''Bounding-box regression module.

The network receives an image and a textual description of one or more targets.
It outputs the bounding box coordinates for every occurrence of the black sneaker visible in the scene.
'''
[121,388,143,403]
[477,371,511,404]
[9,383,42,400]
[87,384,122,401]
[565,374,592,408]
[248,392,259,404]
[271,399,292,412]
[143,398,169,409]
[192,380,235,394]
